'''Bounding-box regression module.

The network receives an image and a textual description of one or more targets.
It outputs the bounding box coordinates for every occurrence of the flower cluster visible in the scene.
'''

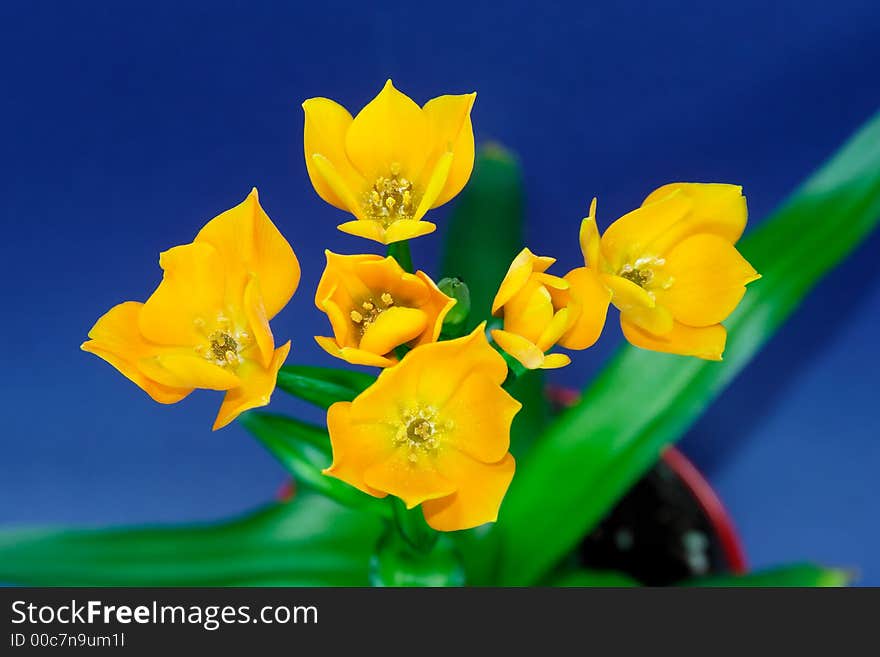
[83,81,759,532]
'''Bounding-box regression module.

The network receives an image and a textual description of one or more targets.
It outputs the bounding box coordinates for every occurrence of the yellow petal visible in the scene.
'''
[138,351,241,390]
[604,274,674,335]
[492,248,556,314]
[503,279,555,344]
[311,154,368,220]
[422,453,515,531]
[491,329,545,370]
[541,353,571,369]
[440,373,521,462]
[302,97,366,211]
[600,190,693,269]
[413,270,458,345]
[535,307,573,351]
[383,219,437,244]
[579,197,600,267]
[139,242,226,346]
[655,234,760,327]
[364,450,457,509]
[557,267,611,350]
[360,306,428,355]
[642,183,748,246]
[412,151,453,221]
[344,79,430,182]
[323,401,391,498]
[212,341,290,430]
[355,324,506,418]
[421,92,476,207]
[621,316,727,360]
[314,336,395,368]
[243,274,274,368]
[81,301,192,404]
[195,188,301,320]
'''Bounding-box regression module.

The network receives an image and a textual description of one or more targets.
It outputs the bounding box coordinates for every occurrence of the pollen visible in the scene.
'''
[395,406,449,463]
[365,164,417,227]
[349,293,395,334]
[207,331,241,368]
[620,266,653,288]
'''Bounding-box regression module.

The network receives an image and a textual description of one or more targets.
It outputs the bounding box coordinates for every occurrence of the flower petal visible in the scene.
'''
[81,301,193,404]
[600,189,693,269]
[412,151,453,221]
[194,188,301,320]
[579,197,600,267]
[243,274,274,368]
[621,316,727,360]
[642,183,748,247]
[312,154,368,220]
[364,450,457,509]
[212,341,290,430]
[413,270,458,345]
[604,274,674,335]
[314,336,395,368]
[360,306,428,355]
[492,248,556,314]
[502,278,555,344]
[491,329,546,370]
[421,92,476,207]
[441,373,521,462]
[302,97,366,211]
[324,401,391,498]
[541,353,571,369]
[139,242,226,347]
[655,233,761,327]
[383,219,437,244]
[557,267,611,350]
[138,351,241,390]
[422,453,515,531]
[345,79,430,182]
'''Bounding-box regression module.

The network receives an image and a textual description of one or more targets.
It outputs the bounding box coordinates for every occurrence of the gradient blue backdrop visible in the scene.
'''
[2,1,878,583]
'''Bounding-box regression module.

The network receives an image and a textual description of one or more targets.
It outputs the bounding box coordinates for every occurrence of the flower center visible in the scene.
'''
[350,292,395,334]
[365,163,417,227]
[619,266,653,288]
[619,256,669,290]
[194,314,251,368]
[395,406,451,463]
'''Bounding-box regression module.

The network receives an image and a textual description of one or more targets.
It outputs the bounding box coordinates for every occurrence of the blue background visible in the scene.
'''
[1,1,878,583]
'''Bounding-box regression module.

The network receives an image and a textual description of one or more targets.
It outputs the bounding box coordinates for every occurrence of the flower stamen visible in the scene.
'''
[207,330,242,368]
[349,293,396,334]
[365,163,417,227]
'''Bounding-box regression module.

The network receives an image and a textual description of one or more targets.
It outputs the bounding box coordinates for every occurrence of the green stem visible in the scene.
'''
[391,499,438,553]
[387,240,414,273]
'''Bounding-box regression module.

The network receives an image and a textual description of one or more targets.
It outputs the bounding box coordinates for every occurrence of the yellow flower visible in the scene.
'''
[302,79,476,245]
[490,248,611,369]
[324,325,519,531]
[578,184,761,359]
[81,189,300,430]
[315,252,456,368]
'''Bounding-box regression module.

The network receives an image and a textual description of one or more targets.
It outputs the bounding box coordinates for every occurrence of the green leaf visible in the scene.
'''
[497,110,880,585]
[239,411,391,518]
[441,144,549,458]
[441,144,527,330]
[682,563,853,587]
[0,491,382,586]
[551,569,640,587]
[276,365,375,409]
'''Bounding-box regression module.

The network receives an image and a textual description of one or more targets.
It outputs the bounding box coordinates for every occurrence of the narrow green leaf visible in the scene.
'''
[0,491,382,586]
[551,569,640,587]
[683,563,853,587]
[276,365,375,409]
[441,144,549,457]
[239,412,391,518]
[498,110,880,585]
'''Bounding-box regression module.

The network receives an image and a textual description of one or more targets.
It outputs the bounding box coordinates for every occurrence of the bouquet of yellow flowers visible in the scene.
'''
[3,81,878,587]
